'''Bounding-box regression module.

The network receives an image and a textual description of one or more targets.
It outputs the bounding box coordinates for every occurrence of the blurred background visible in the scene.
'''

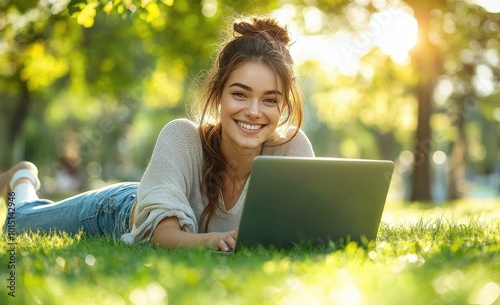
[0,0,498,203]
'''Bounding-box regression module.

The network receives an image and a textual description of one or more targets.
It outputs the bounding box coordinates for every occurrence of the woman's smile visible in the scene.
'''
[235,120,266,132]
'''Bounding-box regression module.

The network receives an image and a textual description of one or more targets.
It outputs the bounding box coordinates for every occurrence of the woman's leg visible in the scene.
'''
[7,182,138,239]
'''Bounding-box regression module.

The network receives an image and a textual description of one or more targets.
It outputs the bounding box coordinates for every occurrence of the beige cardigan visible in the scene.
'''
[121,118,314,244]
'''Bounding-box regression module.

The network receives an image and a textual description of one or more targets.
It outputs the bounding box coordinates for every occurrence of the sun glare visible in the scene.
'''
[273,6,419,75]
[372,10,418,63]
[472,0,500,13]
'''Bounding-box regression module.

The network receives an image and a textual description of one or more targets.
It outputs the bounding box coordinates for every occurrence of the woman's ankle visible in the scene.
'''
[10,168,40,191]
[12,178,36,191]
[11,178,40,205]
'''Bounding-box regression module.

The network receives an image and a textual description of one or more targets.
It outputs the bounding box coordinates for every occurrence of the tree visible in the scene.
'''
[436,1,500,200]
[0,0,278,188]
[406,0,446,201]
[2,0,498,200]
[300,0,499,201]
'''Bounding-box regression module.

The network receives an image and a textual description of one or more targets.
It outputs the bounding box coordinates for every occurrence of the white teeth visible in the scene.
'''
[238,121,262,131]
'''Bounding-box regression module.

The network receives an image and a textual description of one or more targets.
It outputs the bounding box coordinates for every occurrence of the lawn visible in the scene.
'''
[1,199,499,305]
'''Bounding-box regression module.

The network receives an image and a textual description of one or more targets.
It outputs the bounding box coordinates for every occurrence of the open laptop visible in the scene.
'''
[232,156,394,252]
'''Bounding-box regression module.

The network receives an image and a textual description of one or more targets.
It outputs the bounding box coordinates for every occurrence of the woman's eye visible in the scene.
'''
[232,92,245,98]
[264,98,277,104]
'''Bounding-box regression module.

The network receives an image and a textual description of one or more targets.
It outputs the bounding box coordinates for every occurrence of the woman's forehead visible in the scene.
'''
[226,61,283,92]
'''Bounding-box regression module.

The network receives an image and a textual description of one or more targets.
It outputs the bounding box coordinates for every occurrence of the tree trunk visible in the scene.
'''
[410,74,433,201]
[408,3,444,202]
[447,98,468,200]
[3,79,32,167]
[9,81,31,143]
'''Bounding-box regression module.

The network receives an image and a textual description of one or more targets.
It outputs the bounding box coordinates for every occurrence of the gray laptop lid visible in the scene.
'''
[235,156,394,251]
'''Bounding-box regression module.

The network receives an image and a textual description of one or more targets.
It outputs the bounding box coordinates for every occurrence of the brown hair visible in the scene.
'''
[194,17,303,232]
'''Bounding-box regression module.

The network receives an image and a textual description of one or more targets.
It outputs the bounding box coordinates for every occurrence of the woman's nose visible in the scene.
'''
[244,99,262,118]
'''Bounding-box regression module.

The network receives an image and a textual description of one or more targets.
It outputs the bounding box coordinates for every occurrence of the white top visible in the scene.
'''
[121,118,315,244]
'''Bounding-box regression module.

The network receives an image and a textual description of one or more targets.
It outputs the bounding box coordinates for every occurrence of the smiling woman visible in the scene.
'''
[191,17,310,239]
[1,16,315,253]
[220,61,283,153]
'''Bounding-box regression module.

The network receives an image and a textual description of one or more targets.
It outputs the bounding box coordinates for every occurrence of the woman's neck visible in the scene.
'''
[221,143,261,180]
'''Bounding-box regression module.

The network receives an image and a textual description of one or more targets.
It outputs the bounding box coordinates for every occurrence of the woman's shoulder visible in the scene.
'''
[155,118,202,152]
[162,118,198,132]
[285,128,314,153]
[264,127,315,157]
[158,118,199,139]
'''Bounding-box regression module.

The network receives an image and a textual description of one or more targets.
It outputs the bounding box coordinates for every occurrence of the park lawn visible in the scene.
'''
[1,199,499,305]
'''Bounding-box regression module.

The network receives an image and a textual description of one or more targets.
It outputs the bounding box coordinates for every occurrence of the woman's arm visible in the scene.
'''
[150,216,238,252]
[128,119,202,243]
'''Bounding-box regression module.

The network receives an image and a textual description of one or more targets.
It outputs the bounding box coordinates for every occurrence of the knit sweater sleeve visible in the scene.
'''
[263,128,315,157]
[283,129,315,157]
[121,119,202,244]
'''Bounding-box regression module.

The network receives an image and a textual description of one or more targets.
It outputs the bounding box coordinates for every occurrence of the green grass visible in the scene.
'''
[1,199,499,305]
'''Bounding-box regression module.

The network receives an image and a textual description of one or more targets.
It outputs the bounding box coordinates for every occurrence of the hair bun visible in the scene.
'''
[233,17,291,46]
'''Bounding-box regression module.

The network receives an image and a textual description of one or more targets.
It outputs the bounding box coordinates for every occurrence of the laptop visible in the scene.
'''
[232,156,394,252]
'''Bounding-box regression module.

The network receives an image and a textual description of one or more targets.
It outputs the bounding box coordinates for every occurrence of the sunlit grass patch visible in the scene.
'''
[0,199,499,305]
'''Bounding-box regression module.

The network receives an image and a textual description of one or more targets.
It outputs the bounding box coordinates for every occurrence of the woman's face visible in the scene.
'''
[219,61,283,154]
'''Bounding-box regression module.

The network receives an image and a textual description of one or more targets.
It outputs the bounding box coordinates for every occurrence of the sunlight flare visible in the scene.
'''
[471,0,500,13]
[372,9,418,63]
[274,6,419,75]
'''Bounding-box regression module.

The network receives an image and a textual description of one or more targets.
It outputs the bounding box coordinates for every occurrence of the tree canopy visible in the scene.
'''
[1,0,498,200]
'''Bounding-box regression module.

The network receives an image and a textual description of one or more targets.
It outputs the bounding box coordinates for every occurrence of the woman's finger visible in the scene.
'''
[218,239,230,252]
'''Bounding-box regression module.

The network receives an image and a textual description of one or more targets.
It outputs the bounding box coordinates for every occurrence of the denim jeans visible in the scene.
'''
[6,182,137,239]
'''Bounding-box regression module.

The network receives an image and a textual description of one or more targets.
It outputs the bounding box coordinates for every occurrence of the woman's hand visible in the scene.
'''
[151,216,238,252]
[204,228,238,252]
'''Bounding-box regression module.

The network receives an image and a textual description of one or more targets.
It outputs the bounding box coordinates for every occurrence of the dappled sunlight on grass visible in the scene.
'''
[383,198,500,226]
[0,199,499,304]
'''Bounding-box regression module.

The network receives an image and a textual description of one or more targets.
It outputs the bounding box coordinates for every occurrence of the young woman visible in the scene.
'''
[0,17,315,252]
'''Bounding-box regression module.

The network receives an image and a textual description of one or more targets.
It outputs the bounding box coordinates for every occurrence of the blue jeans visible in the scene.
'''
[6,182,137,239]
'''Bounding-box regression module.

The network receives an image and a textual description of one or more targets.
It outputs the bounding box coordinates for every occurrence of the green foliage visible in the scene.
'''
[0,0,277,183]
[301,48,418,160]
[1,0,498,200]
[0,199,499,304]
[301,0,499,162]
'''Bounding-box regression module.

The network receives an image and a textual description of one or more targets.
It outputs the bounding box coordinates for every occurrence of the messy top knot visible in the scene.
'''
[233,17,291,46]
[218,17,294,70]
[196,16,303,232]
